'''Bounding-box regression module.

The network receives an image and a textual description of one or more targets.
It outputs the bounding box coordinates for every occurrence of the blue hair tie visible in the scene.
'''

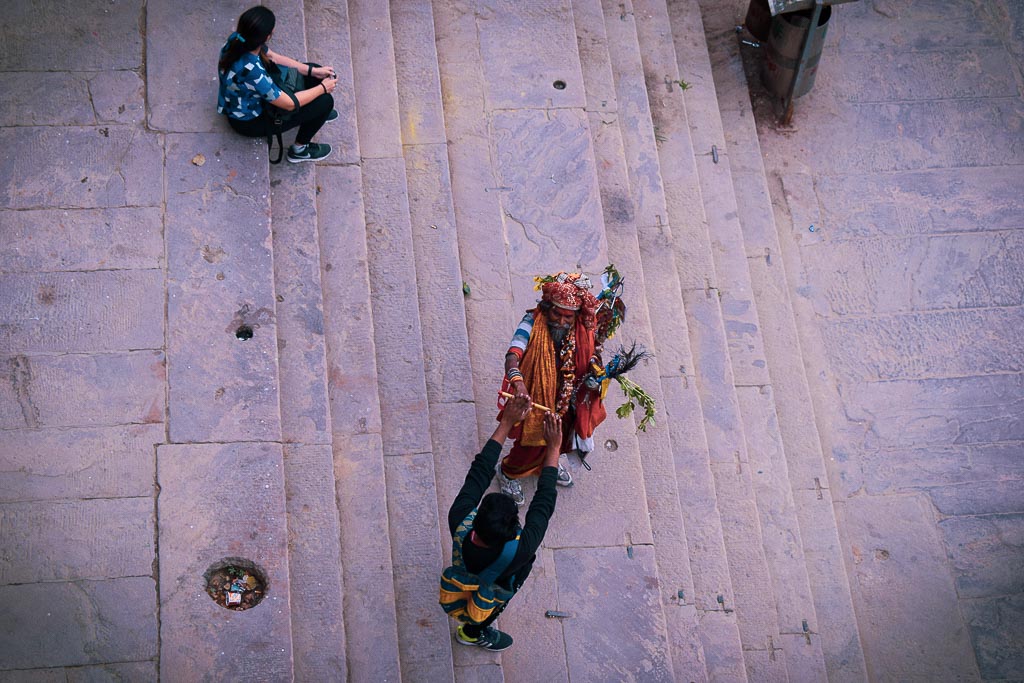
[229,31,245,44]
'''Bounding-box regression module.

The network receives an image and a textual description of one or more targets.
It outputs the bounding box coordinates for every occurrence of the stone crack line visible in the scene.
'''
[9,355,39,428]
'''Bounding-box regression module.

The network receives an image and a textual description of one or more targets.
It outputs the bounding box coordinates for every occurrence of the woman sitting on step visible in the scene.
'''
[217,6,337,163]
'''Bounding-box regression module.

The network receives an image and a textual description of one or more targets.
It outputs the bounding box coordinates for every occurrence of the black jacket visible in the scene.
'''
[447,439,558,590]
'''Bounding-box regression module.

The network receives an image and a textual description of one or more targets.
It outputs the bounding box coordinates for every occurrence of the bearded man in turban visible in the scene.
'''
[497,272,608,505]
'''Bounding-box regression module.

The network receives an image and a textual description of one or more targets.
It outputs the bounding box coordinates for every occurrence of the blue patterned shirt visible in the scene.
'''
[217,47,282,120]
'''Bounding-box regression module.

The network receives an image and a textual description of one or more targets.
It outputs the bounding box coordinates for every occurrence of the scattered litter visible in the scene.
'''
[711,145,719,164]
[205,564,266,611]
[462,281,470,296]
[808,224,816,232]
[192,154,206,166]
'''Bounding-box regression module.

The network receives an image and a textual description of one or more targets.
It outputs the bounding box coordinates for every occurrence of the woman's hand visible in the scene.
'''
[311,65,336,80]
[320,76,338,94]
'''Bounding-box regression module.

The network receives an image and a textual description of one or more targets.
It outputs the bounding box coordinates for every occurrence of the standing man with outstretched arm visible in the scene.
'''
[441,396,563,651]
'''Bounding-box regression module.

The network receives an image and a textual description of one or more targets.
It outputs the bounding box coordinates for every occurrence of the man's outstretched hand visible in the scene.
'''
[502,395,532,426]
[490,395,532,445]
[542,412,562,469]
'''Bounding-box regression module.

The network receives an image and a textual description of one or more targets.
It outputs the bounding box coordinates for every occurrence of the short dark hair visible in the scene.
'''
[473,492,519,546]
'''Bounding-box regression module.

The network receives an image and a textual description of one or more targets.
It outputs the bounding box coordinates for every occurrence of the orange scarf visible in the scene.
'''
[518,310,559,446]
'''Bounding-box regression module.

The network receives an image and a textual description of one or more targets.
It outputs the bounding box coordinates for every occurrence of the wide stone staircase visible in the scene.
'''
[147,0,868,680]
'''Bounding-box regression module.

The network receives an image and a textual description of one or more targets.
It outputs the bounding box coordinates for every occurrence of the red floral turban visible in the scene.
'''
[537,272,600,328]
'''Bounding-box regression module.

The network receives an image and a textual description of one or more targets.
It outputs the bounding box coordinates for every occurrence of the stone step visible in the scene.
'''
[294,1,404,681]
[347,0,454,680]
[146,0,298,674]
[572,0,727,680]
[662,0,833,679]
[390,2,492,681]
[432,1,683,681]
[264,2,350,680]
[695,1,869,679]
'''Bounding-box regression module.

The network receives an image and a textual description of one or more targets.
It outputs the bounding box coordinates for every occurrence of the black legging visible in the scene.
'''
[227,92,334,146]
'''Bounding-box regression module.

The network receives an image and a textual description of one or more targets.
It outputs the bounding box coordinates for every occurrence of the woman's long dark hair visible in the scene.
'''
[218,6,276,72]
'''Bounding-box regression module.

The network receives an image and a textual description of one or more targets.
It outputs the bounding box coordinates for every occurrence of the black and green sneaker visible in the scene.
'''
[287,142,332,164]
[455,625,513,652]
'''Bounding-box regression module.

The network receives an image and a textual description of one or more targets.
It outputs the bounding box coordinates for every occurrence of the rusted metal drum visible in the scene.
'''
[744,0,773,41]
[762,6,832,98]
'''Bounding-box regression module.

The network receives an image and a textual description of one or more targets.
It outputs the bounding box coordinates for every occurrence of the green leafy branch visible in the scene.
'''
[614,375,657,432]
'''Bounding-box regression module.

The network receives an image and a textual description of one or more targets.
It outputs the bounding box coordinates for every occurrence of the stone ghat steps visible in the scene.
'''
[694,1,868,679]
[259,1,852,683]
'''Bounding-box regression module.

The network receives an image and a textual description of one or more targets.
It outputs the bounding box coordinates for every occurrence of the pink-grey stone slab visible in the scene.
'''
[303,0,360,163]
[0,0,143,71]
[0,72,95,127]
[88,71,147,125]
[0,270,164,354]
[0,662,157,683]
[835,494,980,681]
[736,385,817,636]
[282,445,346,681]
[499,548,569,682]
[0,351,165,430]
[146,1,249,132]
[0,424,160,503]
[404,144,475,405]
[841,373,1024,449]
[0,577,157,669]
[331,432,402,683]
[841,47,1018,103]
[348,0,403,159]
[0,71,144,128]
[0,208,163,273]
[554,545,674,681]
[0,127,162,210]
[814,168,1024,240]
[961,593,1024,680]
[384,453,454,681]
[490,109,608,311]
[157,442,292,682]
[314,165,383,437]
[165,133,281,443]
[939,513,1024,599]
[822,308,1024,382]
[361,157,432,455]
[270,165,331,445]
[0,497,154,584]
[802,232,1024,315]
[476,0,587,111]
[391,0,448,146]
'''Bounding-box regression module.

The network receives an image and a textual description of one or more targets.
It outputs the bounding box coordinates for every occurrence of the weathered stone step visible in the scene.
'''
[348,0,453,680]
[692,0,868,679]
[572,0,729,680]
[148,0,296,672]
[290,1,405,681]
[593,0,749,679]
[264,2,350,679]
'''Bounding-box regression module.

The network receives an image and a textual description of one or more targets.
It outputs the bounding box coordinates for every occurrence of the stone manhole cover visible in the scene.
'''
[204,558,267,611]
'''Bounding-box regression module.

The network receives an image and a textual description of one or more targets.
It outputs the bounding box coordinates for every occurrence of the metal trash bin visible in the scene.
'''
[744,0,773,41]
[762,6,832,98]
